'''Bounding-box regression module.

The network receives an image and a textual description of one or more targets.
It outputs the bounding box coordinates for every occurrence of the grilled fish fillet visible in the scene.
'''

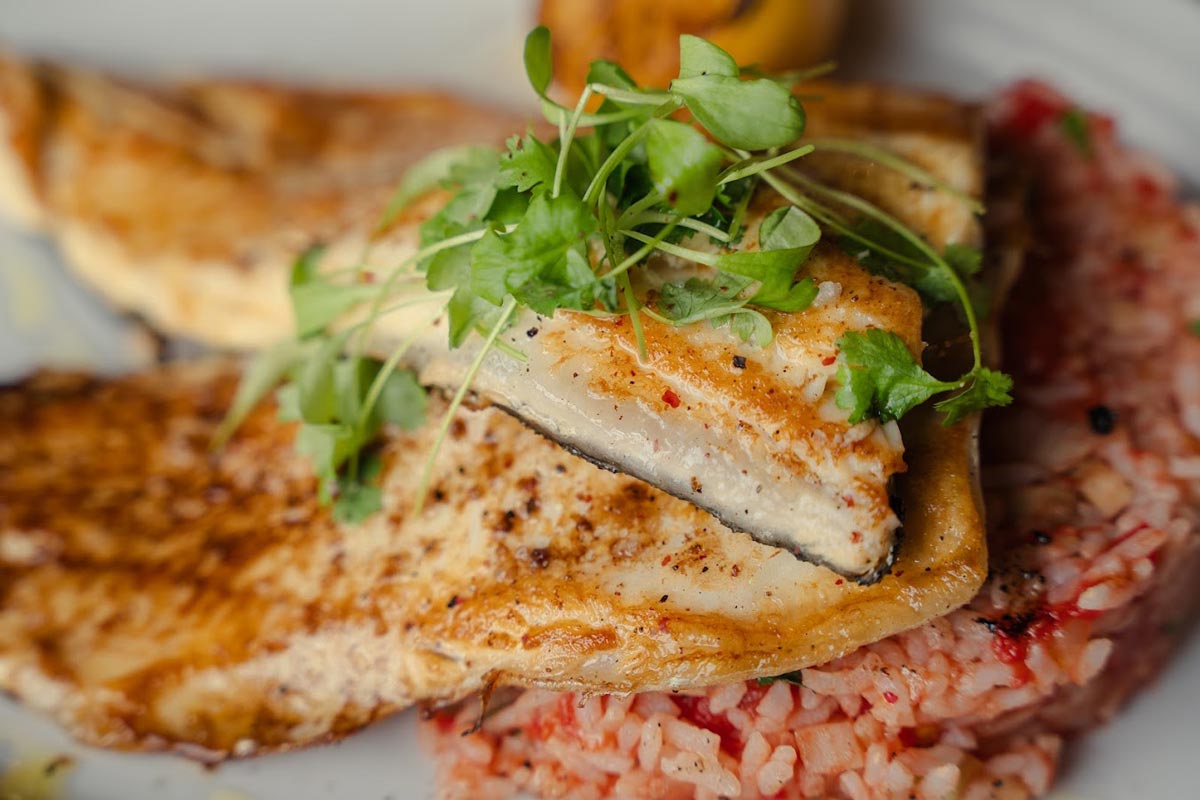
[0,57,981,578]
[0,53,529,343]
[0,357,987,759]
[0,66,1016,757]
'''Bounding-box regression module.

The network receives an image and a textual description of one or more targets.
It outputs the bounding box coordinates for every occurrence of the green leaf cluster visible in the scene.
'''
[218,25,1017,525]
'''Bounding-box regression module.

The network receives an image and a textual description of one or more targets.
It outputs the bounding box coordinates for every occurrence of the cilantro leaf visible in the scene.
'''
[497,133,558,193]
[445,287,503,348]
[470,192,597,305]
[418,157,501,246]
[293,334,346,424]
[333,481,382,524]
[213,339,313,446]
[943,242,983,277]
[835,329,957,424]
[933,367,1013,425]
[645,119,724,216]
[375,145,496,234]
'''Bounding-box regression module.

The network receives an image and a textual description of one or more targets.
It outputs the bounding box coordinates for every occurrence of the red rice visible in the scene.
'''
[422,81,1200,800]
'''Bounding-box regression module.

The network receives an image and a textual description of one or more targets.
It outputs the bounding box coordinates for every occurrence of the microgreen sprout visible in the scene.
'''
[219,26,1012,523]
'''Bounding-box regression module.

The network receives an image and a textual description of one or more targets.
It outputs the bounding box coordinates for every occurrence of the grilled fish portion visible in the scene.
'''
[0,53,529,345]
[0,61,981,578]
[0,358,988,758]
[395,243,920,579]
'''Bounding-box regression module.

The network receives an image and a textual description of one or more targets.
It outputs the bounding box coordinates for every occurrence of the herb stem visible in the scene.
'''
[726,175,758,242]
[755,170,930,270]
[600,221,681,280]
[583,100,680,207]
[413,297,517,515]
[784,168,983,369]
[355,331,423,432]
[615,191,665,228]
[553,87,592,197]
[621,229,719,268]
[804,137,985,214]
[588,84,673,106]
[618,271,648,362]
[622,212,729,242]
[718,144,814,185]
[539,98,648,128]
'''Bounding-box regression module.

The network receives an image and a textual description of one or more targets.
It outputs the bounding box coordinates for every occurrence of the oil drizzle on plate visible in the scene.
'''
[0,749,74,800]
[210,790,255,800]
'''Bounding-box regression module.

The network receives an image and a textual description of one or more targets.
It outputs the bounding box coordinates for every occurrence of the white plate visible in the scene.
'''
[1,1,1198,797]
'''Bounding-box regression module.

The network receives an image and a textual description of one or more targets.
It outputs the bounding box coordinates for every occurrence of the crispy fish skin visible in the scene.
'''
[0,58,980,577]
[0,358,986,758]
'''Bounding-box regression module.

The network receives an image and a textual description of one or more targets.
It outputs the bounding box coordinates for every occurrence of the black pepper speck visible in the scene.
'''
[1087,404,1117,435]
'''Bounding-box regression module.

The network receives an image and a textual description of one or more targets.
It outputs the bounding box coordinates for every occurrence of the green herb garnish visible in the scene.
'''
[219,26,1014,521]
[1189,319,1200,337]
[1059,108,1092,156]
[756,670,804,687]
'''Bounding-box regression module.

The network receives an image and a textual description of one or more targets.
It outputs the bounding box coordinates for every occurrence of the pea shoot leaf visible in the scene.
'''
[835,329,957,424]
[658,274,753,323]
[291,244,324,287]
[657,274,773,346]
[670,40,806,152]
[645,119,724,216]
[933,367,1013,425]
[724,309,774,346]
[716,206,820,309]
[587,59,638,90]
[677,35,739,79]
[523,26,554,97]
